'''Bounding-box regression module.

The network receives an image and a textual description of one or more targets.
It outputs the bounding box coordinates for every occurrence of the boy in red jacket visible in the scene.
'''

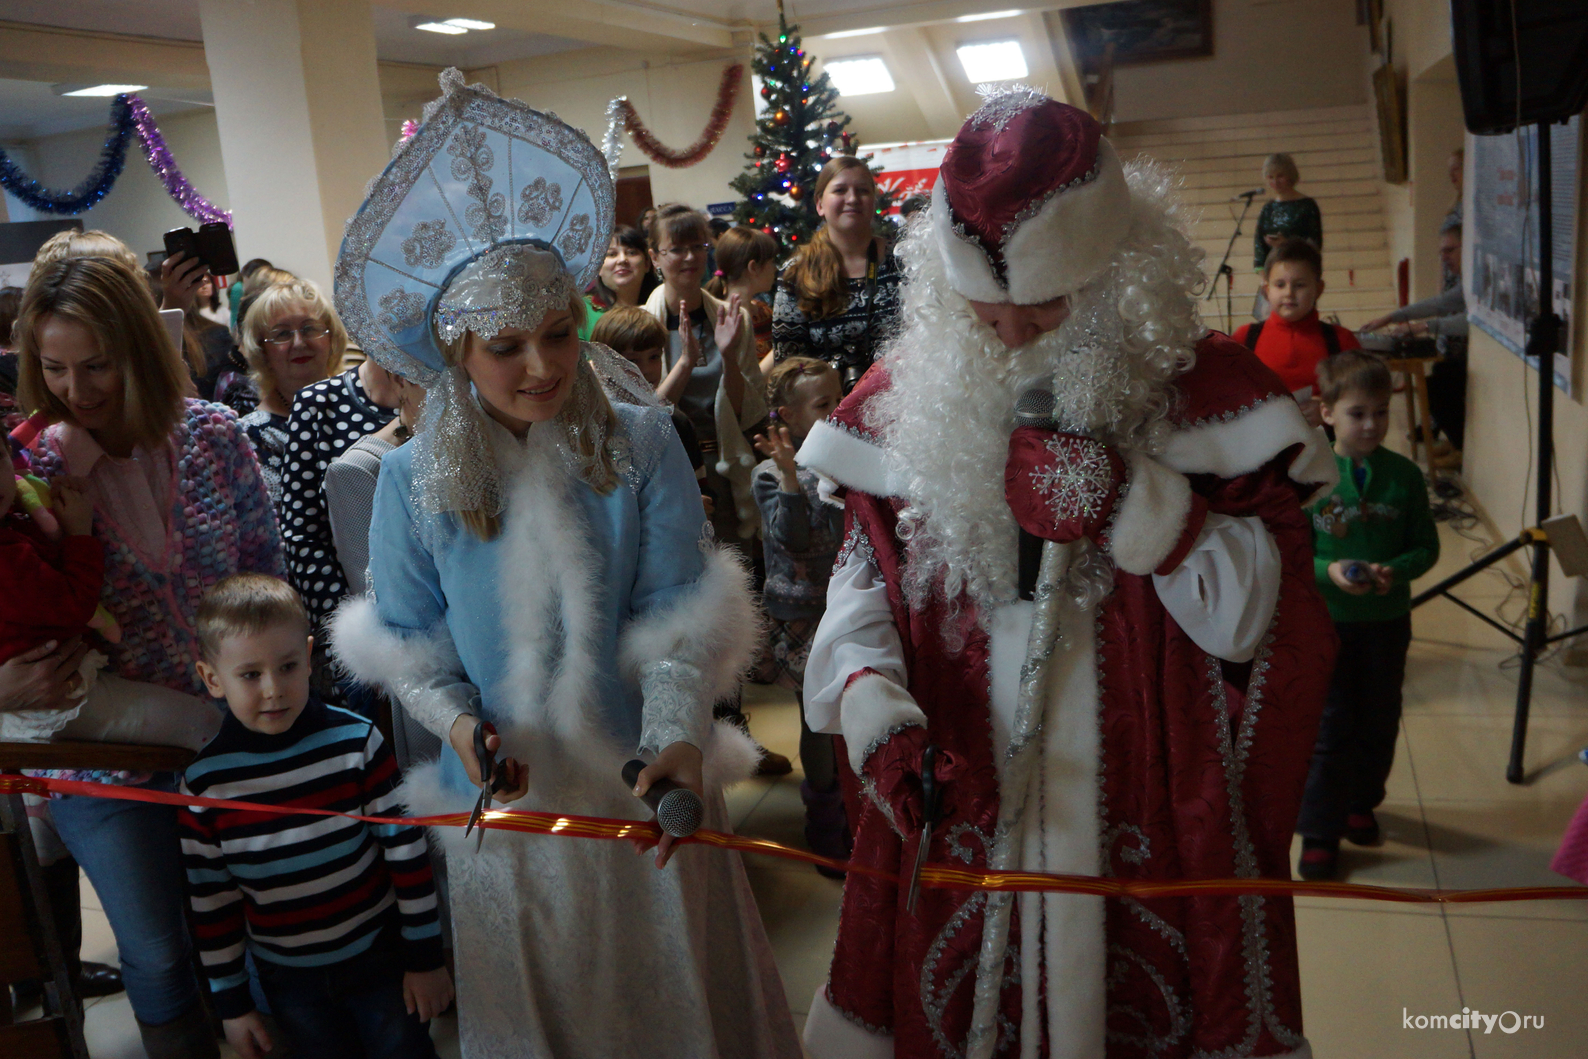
[1234,238,1360,427]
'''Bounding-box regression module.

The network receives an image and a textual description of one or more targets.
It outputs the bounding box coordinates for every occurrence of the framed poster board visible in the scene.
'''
[1062,0,1213,72]
[1466,117,1580,395]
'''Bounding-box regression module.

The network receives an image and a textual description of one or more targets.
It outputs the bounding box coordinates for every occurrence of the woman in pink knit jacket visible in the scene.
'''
[14,255,283,1057]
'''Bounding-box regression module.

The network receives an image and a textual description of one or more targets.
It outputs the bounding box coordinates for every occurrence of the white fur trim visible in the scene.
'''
[1161,397,1338,504]
[932,139,1133,305]
[796,418,895,499]
[804,987,893,1059]
[617,545,763,707]
[840,671,927,774]
[330,595,447,688]
[1108,452,1193,576]
[700,719,762,791]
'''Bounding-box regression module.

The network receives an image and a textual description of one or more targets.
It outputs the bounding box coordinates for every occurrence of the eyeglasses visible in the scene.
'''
[659,244,712,260]
[263,324,329,347]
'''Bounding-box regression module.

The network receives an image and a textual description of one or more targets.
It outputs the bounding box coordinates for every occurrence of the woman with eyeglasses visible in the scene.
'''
[642,203,767,546]
[235,280,344,505]
[269,285,402,645]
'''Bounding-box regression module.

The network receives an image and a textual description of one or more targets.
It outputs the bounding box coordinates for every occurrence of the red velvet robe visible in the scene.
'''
[802,335,1338,1058]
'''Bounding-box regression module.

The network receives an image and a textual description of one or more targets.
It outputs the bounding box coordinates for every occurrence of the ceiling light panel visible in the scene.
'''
[444,18,496,30]
[956,9,1021,21]
[59,84,148,97]
[823,57,896,97]
[956,40,1028,83]
[414,20,468,34]
[823,27,884,39]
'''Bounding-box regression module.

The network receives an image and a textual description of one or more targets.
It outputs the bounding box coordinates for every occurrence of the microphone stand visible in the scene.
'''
[1206,192,1258,334]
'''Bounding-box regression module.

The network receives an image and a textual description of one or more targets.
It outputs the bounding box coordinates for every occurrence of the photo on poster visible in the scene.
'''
[1466,117,1579,395]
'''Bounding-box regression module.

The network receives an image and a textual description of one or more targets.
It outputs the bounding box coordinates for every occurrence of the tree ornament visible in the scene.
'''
[729,8,897,259]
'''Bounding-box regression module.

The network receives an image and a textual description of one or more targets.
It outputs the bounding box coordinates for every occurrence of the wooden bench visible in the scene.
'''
[0,742,195,1059]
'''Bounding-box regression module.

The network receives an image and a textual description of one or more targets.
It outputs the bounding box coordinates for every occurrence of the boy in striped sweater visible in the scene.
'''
[179,575,450,1059]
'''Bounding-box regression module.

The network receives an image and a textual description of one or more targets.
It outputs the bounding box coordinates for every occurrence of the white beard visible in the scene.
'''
[866,167,1207,619]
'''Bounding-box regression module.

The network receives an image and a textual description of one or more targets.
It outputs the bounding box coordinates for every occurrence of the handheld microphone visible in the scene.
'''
[1231,188,1263,201]
[1013,388,1058,601]
[1013,387,1056,431]
[621,758,704,838]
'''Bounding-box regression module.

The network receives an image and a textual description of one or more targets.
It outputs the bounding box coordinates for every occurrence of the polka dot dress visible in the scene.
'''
[280,368,392,623]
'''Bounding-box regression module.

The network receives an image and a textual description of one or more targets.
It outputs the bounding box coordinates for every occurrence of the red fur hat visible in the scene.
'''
[930,87,1132,305]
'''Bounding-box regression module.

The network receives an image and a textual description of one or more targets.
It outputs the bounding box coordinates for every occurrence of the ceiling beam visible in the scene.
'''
[0,20,210,90]
[375,0,736,53]
[879,28,966,140]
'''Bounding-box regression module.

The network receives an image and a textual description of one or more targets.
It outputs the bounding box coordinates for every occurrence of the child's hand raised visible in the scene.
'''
[52,477,93,537]
[753,424,801,492]
[713,292,745,352]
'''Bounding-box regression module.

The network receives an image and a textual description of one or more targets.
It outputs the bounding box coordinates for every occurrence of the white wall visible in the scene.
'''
[1109,0,1367,123]
[2,108,231,266]
[478,49,759,213]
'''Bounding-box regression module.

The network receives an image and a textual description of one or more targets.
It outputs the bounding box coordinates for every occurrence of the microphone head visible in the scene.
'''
[655,788,704,838]
[1014,388,1057,431]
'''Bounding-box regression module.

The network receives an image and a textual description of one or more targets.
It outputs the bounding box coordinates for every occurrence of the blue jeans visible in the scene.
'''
[254,928,438,1059]
[48,786,202,1025]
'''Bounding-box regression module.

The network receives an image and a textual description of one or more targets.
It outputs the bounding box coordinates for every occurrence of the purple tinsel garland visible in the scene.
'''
[127,95,232,227]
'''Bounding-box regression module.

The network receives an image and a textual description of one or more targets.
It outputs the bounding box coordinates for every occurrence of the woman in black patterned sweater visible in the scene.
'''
[771,157,902,393]
[278,345,402,704]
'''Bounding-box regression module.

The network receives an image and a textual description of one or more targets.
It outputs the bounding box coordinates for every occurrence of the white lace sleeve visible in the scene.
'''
[1152,513,1281,663]
[330,597,480,741]
[804,548,907,736]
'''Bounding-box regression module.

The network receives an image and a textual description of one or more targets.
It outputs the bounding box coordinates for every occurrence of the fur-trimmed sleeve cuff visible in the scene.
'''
[329,596,478,741]
[840,670,927,774]
[1107,451,1208,576]
[618,545,762,755]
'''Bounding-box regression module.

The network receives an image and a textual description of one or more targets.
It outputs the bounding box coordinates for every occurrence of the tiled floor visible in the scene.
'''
[66,467,1588,1058]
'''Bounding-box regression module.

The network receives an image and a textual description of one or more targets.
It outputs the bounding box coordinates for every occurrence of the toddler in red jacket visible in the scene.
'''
[1,430,219,746]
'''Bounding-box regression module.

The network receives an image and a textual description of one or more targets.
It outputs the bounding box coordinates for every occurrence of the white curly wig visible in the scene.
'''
[866,160,1208,618]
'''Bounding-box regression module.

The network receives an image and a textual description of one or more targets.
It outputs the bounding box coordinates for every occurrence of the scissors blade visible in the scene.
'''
[905,822,932,913]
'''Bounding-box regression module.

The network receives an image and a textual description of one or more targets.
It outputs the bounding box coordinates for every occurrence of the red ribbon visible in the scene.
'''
[5,774,1585,905]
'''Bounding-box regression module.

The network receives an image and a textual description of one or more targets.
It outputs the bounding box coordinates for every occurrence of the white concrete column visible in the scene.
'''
[197,0,389,289]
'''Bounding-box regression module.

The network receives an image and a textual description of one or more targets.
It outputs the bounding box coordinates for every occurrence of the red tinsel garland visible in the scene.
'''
[618,63,743,168]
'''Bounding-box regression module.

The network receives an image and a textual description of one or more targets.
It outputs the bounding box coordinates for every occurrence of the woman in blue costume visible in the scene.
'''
[329,71,800,1059]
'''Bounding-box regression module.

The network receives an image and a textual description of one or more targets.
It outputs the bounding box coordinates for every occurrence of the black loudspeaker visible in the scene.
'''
[1451,0,1588,134]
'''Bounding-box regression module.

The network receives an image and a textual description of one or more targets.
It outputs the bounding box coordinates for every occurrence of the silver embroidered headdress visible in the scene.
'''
[335,68,657,515]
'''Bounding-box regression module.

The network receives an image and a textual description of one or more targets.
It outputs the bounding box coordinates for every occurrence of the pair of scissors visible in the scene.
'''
[904,744,943,914]
[464,721,509,852]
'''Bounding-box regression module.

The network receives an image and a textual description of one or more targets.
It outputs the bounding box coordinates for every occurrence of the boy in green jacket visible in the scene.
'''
[1298,351,1440,880]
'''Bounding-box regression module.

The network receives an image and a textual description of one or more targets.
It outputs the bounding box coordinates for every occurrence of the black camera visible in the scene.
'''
[162,222,240,277]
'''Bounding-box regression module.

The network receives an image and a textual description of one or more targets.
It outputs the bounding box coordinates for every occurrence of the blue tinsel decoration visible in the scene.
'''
[0,95,135,215]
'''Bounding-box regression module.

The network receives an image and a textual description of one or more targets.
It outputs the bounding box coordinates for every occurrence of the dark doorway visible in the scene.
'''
[615,168,654,229]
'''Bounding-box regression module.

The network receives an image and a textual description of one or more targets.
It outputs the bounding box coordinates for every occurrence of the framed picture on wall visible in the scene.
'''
[1373,63,1407,184]
[1062,0,1214,72]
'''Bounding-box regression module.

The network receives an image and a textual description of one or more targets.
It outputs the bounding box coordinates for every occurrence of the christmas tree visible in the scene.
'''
[730,4,896,258]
